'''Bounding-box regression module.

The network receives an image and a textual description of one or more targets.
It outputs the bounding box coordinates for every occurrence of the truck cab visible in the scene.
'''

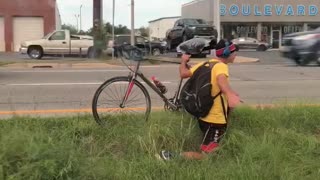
[20,30,94,59]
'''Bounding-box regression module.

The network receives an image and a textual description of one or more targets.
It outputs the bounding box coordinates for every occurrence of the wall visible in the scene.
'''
[182,0,320,23]
[221,0,320,22]
[0,0,56,51]
[149,17,180,40]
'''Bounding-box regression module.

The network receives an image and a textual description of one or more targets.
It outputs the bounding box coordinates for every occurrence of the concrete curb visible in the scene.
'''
[0,104,318,116]
[0,56,259,69]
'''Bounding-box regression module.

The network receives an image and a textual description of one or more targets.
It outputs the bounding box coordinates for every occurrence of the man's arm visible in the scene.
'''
[217,74,240,108]
[179,54,192,78]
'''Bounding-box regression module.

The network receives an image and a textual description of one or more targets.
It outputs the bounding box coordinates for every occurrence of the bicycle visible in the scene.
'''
[92,45,186,126]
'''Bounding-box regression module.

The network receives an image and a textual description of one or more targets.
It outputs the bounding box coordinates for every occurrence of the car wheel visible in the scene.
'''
[152,48,161,56]
[28,47,43,59]
[235,44,240,51]
[166,39,172,51]
[257,45,267,51]
[316,50,320,66]
[295,57,310,66]
[182,34,188,42]
[88,47,101,58]
[198,54,207,58]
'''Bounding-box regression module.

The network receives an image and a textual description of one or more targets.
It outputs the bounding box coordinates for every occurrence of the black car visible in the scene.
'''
[106,35,166,57]
[166,18,217,50]
[280,28,320,66]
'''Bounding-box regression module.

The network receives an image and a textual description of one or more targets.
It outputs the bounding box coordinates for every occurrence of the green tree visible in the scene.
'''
[138,26,149,37]
[61,24,78,34]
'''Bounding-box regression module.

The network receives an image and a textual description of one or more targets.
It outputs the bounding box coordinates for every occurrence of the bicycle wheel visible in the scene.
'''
[92,76,151,126]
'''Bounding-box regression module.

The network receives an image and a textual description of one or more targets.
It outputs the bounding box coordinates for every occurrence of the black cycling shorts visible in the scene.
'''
[198,120,227,146]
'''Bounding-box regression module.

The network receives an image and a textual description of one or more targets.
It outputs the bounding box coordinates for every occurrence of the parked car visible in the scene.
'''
[166,18,217,50]
[106,35,166,56]
[280,28,320,66]
[232,37,270,51]
[20,30,94,59]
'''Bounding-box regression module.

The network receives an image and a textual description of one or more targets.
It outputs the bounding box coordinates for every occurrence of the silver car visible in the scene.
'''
[232,37,270,51]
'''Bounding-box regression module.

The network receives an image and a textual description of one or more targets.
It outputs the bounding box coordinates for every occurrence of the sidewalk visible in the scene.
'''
[0,56,259,69]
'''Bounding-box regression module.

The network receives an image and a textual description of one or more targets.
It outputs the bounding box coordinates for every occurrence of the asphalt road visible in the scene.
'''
[0,51,319,117]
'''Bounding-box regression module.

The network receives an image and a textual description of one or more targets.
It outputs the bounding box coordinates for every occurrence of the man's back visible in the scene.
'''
[190,59,229,124]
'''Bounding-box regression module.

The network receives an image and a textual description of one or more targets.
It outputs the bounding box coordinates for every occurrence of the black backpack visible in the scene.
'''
[181,61,225,119]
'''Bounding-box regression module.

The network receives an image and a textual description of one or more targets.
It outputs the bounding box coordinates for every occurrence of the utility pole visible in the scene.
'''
[92,0,103,58]
[130,0,135,45]
[112,0,115,60]
[75,14,79,32]
[213,0,221,41]
[80,5,83,32]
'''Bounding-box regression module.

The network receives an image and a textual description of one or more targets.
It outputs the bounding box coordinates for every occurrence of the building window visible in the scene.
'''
[281,25,303,35]
[308,24,320,31]
[222,24,257,40]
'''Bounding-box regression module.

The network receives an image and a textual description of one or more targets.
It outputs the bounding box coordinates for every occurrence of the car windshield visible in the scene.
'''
[184,19,207,25]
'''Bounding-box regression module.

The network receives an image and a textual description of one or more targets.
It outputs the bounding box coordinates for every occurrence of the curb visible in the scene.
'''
[0,56,259,69]
[0,104,318,116]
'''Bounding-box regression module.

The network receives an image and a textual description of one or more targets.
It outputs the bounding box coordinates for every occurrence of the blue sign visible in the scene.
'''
[220,4,319,16]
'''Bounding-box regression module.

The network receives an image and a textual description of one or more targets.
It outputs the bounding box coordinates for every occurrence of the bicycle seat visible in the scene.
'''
[118,45,145,61]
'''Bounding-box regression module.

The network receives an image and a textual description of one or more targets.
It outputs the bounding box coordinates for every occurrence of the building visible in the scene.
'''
[148,16,180,41]
[0,0,60,52]
[182,0,320,48]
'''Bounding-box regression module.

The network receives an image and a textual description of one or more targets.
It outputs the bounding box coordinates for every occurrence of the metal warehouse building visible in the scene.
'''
[182,0,320,48]
[149,16,180,41]
[0,0,61,52]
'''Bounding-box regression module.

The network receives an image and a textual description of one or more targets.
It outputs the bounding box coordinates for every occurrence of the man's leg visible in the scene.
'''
[198,120,227,154]
[158,120,227,161]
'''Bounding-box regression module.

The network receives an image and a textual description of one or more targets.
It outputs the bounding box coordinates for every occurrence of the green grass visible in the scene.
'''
[0,62,13,67]
[0,106,320,180]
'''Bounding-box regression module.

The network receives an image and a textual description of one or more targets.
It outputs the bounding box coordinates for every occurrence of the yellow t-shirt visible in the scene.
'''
[190,59,229,124]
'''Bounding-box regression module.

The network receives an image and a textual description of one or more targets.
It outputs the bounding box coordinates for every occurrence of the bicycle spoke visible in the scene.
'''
[92,77,151,125]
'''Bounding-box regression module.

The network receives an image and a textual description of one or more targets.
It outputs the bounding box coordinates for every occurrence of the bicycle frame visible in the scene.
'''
[120,60,184,110]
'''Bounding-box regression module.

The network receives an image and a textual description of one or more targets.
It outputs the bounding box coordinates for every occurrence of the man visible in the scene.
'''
[158,39,241,160]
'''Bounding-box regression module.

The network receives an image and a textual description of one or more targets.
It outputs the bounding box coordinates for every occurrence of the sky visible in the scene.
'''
[57,0,191,31]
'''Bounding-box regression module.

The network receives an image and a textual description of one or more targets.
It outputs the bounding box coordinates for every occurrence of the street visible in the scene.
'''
[0,51,319,117]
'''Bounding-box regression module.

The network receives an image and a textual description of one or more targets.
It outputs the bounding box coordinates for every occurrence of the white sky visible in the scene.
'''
[57,0,191,31]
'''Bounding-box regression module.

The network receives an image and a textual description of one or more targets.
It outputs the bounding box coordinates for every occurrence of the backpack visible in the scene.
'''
[180,61,223,119]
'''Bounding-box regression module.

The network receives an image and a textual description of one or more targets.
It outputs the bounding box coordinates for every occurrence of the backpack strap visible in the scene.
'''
[220,94,228,123]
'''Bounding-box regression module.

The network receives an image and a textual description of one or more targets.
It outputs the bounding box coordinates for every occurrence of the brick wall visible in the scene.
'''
[0,0,56,51]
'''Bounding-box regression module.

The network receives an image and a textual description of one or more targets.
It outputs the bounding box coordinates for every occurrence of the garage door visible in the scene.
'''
[13,17,44,52]
[0,17,4,52]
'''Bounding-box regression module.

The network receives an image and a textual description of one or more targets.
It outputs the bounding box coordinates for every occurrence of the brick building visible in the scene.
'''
[0,0,61,52]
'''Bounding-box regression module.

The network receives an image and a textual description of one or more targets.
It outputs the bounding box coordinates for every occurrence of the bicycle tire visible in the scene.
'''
[92,76,151,126]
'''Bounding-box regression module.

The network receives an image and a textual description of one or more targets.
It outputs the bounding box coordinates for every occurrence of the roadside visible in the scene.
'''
[0,54,259,69]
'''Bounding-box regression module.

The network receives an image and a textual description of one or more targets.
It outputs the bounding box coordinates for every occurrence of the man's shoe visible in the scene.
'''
[157,150,175,161]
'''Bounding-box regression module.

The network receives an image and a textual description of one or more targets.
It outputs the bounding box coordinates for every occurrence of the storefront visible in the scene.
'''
[182,0,320,48]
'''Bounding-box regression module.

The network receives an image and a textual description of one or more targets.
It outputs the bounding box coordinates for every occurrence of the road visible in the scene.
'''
[0,51,319,117]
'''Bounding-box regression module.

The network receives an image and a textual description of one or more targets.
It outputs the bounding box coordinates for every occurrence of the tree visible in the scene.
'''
[138,26,149,37]
[61,24,78,34]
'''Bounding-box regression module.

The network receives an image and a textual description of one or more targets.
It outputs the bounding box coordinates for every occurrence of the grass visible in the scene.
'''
[0,62,14,67]
[0,106,320,180]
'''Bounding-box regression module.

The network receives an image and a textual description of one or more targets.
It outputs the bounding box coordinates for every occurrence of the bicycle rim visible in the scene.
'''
[92,76,151,126]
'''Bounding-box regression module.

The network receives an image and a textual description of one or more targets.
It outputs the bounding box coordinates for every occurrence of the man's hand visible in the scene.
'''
[226,92,241,108]
[217,74,241,108]
[181,54,191,63]
[179,54,192,78]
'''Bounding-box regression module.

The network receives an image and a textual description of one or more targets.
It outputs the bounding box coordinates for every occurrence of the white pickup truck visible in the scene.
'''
[20,30,94,59]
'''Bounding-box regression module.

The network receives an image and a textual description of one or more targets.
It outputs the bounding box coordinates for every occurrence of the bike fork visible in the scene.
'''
[173,78,183,104]
[120,74,136,108]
